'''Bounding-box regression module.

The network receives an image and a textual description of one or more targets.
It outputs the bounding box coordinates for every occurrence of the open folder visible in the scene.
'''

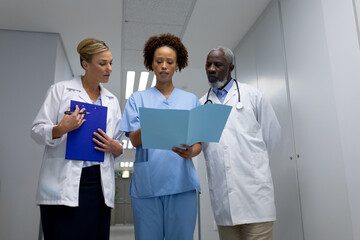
[139,104,232,150]
[65,100,108,162]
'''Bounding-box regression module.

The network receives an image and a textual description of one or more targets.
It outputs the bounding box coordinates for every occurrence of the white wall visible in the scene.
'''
[280,0,356,239]
[173,67,208,98]
[235,2,303,239]
[55,37,73,82]
[233,0,360,239]
[0,30,71,240]
[321,0,360,238]
[354,0,360,47]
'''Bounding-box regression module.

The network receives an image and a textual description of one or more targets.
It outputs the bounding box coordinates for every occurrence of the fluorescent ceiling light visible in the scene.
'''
[138,72,149,91]
[125,71,135,99]
[122,139,128,149]
[128,140,133,149]
[122,170,130,178]
[151,75,156,87]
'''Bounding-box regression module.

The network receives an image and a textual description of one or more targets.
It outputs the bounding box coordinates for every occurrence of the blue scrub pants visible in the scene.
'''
[131,190,197,240]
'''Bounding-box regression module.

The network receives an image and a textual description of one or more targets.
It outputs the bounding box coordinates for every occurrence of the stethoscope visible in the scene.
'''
[204,79,244,110]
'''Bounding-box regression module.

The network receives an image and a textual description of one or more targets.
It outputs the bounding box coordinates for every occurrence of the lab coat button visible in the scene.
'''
[224,146,228,150]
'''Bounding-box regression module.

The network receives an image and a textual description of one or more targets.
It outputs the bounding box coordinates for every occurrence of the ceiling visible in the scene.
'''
[0,0,270,163]
[0,0,270,97]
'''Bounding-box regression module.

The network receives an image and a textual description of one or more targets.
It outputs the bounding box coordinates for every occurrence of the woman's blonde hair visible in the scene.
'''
[77,38,109,69]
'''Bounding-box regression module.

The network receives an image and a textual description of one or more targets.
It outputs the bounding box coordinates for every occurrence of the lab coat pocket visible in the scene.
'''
[251,152,272,184]
[232,106,260,133]
[130,162,153,197]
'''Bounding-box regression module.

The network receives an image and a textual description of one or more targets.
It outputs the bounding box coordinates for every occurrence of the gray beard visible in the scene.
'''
[208,78,227,89]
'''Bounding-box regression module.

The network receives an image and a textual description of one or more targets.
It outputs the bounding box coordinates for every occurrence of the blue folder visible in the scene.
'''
[65,100,107,162]
[139,104,232,150]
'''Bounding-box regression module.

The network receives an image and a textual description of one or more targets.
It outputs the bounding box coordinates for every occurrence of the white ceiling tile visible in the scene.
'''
[124,0,195,25]
[122,49,147,70]
[123,21,183,50]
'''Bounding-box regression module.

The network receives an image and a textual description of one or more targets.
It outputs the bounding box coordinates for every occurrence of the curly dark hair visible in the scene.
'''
[143,33,188,72]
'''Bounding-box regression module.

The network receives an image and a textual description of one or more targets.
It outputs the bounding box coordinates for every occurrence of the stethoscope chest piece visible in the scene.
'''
[236,102,243,110]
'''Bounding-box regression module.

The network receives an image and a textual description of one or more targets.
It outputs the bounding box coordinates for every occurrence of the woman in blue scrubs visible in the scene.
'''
[120,33,201,240]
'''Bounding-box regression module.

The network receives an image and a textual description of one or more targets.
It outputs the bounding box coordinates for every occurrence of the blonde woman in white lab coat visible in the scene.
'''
[31,38,123,240]
[200,47,281,240]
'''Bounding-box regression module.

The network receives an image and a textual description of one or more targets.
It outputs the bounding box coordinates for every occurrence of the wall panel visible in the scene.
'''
[234,2,303,239]
[0,30,72,240]
[280,0,353,239]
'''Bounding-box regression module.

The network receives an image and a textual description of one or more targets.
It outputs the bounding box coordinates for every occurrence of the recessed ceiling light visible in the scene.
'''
[138,72,149,91]
[151,75,156,87]
[125,71,135,99]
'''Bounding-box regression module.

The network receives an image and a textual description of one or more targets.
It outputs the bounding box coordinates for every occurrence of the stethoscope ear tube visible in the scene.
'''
[204,87,213,104]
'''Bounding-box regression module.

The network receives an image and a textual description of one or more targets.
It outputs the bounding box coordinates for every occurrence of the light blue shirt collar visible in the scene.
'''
[213,79,234,104]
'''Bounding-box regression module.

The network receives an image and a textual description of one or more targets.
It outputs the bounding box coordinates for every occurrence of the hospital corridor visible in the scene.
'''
[1,0,360,239]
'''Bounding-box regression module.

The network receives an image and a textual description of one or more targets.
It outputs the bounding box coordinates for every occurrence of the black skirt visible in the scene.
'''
[40,165,111,240]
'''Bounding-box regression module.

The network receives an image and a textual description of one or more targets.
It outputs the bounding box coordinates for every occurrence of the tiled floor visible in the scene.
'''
[110,225,135,240]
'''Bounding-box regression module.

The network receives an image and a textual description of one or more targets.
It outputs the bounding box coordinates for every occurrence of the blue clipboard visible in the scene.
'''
[65,100,107,162]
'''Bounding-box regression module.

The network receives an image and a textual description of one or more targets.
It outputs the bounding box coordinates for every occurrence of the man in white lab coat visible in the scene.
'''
[200,47,281,240]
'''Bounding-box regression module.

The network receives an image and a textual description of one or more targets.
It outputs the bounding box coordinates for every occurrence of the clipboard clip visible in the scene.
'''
[64,111,90,115]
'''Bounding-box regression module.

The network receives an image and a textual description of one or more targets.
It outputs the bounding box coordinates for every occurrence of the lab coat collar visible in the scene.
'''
[208,89,222,104]
[99,83,115,107]
[68,76,114,106]
[223,79,238,105]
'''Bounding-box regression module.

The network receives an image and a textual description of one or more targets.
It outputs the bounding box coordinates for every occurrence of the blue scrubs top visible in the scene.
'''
[120,87,201,198]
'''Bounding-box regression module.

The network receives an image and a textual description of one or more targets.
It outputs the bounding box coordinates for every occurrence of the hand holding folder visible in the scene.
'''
[65,100,108,162]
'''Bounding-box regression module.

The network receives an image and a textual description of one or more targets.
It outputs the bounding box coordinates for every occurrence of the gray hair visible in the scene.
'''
[211,46,234,65]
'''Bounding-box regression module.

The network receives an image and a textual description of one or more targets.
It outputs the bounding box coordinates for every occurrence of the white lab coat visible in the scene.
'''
[200,81,281,226]
[31,76,123,208]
